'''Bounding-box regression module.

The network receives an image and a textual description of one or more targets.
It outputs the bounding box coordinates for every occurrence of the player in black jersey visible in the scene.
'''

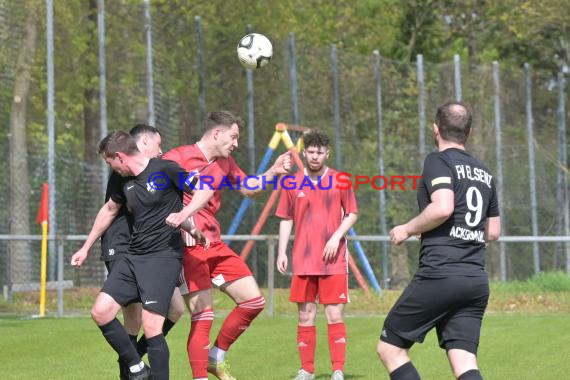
[79,131,206,380]
[71,125,186,379]
[377,102,501,380]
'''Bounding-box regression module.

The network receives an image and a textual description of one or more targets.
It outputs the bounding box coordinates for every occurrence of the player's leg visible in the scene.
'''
[209,244,264,365]
[294,301,318,380]
[377,341,416,378]
[121,303,143,379]
[320,274,349,379]
[447,350,480,379]
[214,275,265,355]
[106,260,143,379]
[185,288,214,380]
[141,309,168,380]
[135,255,182,380]
[438,275,489,380]
[123,303,143,341]
[183,246,215,380]
[377,275,434,380]
[206,274,264,380]
[136,286,185,357]
[290,275,318,380]
[96,258,148,378]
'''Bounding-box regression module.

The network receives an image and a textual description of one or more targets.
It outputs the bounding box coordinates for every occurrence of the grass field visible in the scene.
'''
[2,274,570,379]
[1,312,569,379]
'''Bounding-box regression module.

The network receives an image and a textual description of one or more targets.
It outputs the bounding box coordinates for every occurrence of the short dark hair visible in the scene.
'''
[303,131,330,149]
[434,102,472,144]
[97,131,139,157]
[202,111,244,134]
[129,124,161,140]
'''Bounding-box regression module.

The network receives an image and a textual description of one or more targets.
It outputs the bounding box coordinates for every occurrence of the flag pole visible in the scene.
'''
[38,184,49,317]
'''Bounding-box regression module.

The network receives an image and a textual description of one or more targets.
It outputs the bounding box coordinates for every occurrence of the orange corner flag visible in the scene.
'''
[37,183,49,225]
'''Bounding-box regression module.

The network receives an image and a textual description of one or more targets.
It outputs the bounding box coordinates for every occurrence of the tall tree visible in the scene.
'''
[9,0,38,285]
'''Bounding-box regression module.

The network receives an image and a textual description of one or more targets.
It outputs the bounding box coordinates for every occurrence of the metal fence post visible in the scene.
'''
[331,44,342,169]
[46,0,57,281]
[195,15,206,123]
[493,62,508,280]
[557,73,570,273]
[57,239,64,317]
[245,25,258,278]
[266,235,275,316]
[373,50,389,289]
[143,0,155,126]
[454,54,462,102]
[417,54,426,159]
[288,32,299,138]
[97,0,108,196]
[524,63,540,273]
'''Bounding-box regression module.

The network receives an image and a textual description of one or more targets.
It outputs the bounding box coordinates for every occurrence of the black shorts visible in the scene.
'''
[380,274,489,354]
[104,258,122,274]
[101,254,182,317]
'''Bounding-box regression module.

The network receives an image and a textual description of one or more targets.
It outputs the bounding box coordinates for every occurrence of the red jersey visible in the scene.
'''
[275,167,358,275]
[163,144,246,245]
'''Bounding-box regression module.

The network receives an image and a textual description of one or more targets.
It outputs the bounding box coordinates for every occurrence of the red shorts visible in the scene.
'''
[182,241,252,293]
[290,274,349,304]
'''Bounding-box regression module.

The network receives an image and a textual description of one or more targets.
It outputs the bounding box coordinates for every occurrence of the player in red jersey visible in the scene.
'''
[163,111,291,380]
[275,131,358,380]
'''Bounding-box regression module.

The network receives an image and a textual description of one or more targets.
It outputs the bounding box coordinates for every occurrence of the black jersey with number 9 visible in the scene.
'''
[417,148,499,278]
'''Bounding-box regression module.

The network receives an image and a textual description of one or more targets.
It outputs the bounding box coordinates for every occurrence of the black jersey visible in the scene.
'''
[100,171,134,261]
[417,148,499,277]
[111,158,192,258]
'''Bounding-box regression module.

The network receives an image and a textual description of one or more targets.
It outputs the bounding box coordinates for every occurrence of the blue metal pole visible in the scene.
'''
[348,229,382,293]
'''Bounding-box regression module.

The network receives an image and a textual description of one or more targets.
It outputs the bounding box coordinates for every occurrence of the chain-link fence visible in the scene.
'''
[1,1,569,308]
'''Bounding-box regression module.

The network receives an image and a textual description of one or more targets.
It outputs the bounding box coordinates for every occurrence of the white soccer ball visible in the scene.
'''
[236,33,273,69]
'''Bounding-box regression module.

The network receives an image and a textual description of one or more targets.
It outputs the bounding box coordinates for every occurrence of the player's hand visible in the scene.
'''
[191,228,210,249]
[166,211,189,228]
[71,248,88,267]
[271,151,292,175]
[180,219,210,249]
[276,253,288,274]
[322,236,341,262]
[390,225,410,245]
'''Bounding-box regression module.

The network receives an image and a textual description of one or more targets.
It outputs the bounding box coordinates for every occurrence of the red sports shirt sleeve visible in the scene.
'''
[341,186,358,215]
[275,188,294,219]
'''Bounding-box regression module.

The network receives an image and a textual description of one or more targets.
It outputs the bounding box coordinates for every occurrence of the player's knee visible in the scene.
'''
[298,310,316,325]
[377,340,402,364]
[168,300,185,322]
[247,296,265,314]
[91,303,111,325]
[325,309,343,324]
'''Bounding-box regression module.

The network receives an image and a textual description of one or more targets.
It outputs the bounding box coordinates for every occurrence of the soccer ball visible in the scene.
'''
[236,33,273,69]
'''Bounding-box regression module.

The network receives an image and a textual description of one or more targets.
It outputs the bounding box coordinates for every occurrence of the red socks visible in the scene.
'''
[214,296,265,351]
[297,322,346,374]
[327,322,346,372]
[188,308,214,379]
[297,325,316,373]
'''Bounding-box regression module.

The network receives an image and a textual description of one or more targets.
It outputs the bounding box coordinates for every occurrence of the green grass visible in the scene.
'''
[491,271,570,292]
[1,313,569,379]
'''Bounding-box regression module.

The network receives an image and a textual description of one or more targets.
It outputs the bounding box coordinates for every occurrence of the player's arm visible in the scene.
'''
[166,188,215,228]
[71,198,122,267]
[322,212,358,261]
[162,160,215,228]
[238,151,292,197]
[180,219,210,248]
[277,219,293,274]
[390,188,454,245]
[484,216,501,241]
